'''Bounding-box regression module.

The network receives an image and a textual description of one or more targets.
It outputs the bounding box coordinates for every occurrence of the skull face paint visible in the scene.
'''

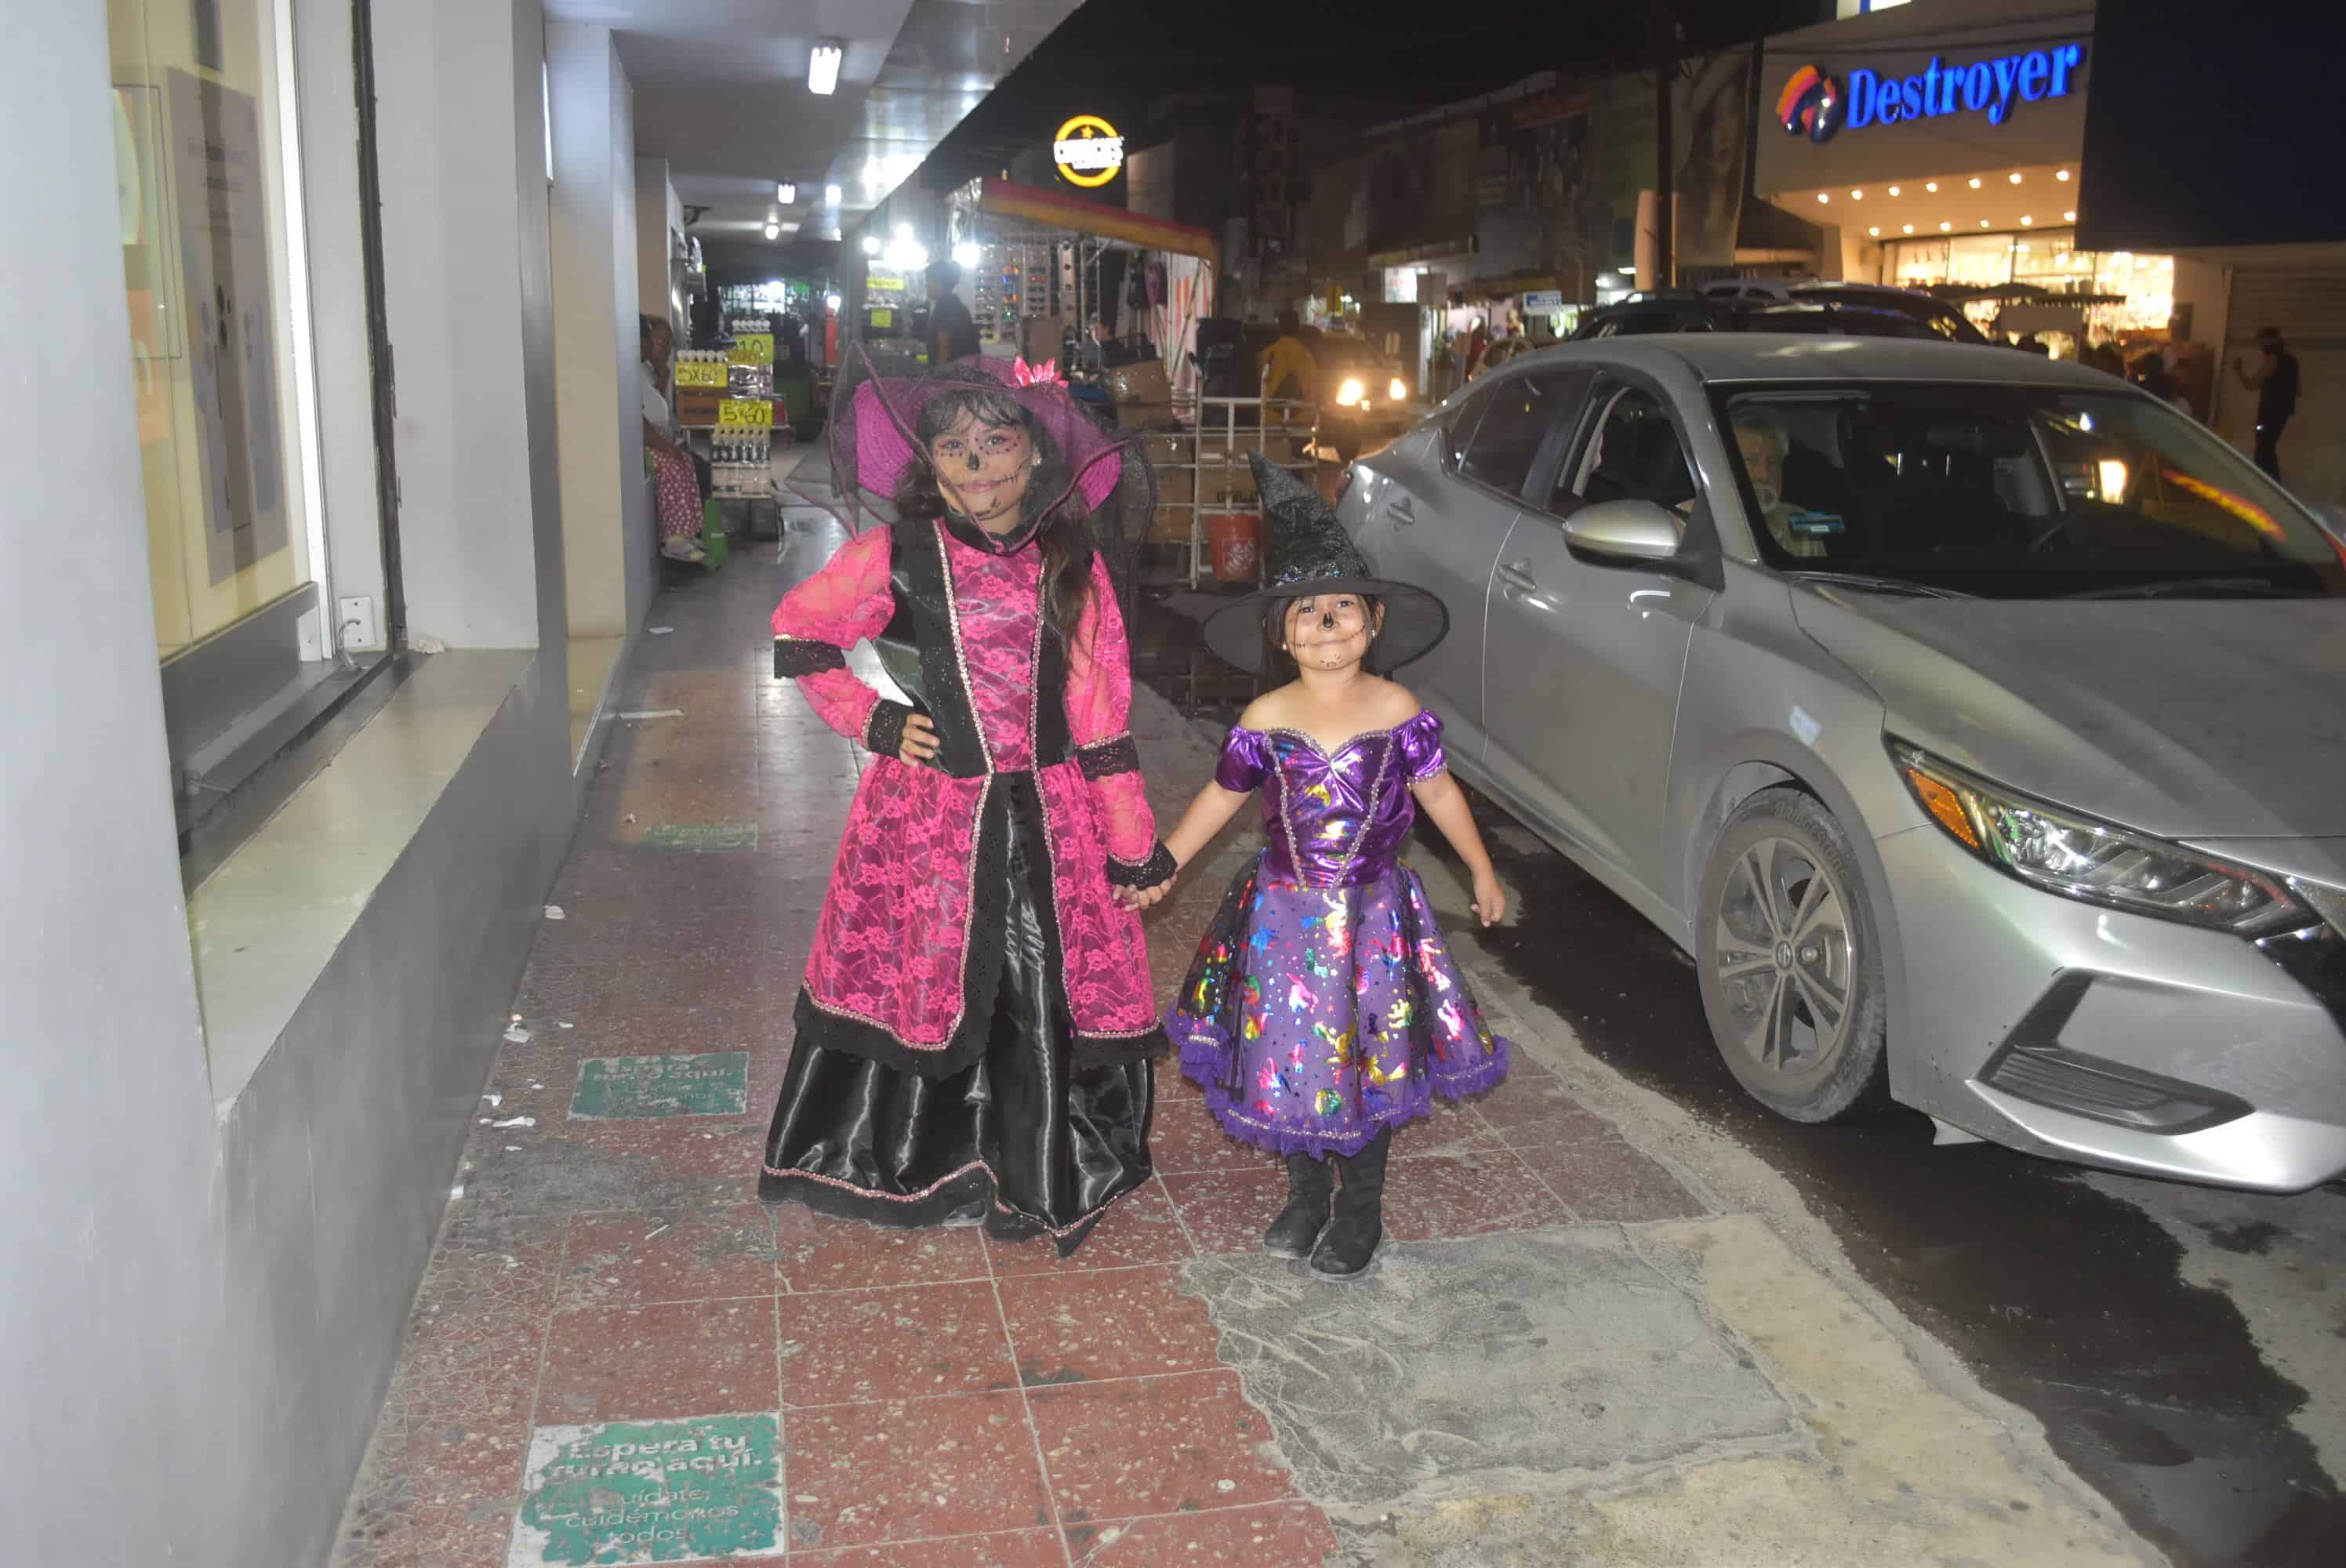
[1283,593,1380,673]
[927,410,1034,530]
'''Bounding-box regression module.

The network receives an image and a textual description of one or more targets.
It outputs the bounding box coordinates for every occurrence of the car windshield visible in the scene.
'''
[1712,383,2346,598]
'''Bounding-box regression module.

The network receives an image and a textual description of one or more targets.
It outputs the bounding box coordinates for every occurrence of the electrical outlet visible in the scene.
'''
[336,595,381,652]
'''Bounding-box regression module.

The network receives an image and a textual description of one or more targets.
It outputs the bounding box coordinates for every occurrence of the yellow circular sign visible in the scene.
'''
[1052,114,1124,189]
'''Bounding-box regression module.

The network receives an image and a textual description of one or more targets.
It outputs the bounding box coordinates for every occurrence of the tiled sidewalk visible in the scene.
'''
[332,517,1706,1568]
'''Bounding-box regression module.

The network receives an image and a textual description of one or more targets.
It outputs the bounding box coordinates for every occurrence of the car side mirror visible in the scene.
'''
[1562,499,1685,564]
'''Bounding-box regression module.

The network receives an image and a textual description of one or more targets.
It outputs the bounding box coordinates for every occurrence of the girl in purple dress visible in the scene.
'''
[1159,456,1512,1277]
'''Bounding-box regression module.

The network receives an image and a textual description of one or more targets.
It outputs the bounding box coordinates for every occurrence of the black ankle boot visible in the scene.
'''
[1263,1153,1335,1258]
[1311,1128,1393,1278]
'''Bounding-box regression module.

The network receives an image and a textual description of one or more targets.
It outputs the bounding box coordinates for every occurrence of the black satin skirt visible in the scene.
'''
[759,773,1154,1255]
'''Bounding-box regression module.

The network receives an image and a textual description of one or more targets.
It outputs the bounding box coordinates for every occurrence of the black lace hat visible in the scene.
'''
[1200,454,1450,674]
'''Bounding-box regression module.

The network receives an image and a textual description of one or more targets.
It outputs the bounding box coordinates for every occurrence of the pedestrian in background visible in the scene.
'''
[2232,326,2301,480]
[924,259,975,367]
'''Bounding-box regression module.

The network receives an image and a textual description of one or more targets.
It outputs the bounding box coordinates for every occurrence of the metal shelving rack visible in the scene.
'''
[1167,372,1318,588]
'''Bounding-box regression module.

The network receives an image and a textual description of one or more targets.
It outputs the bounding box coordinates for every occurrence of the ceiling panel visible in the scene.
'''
[550,0,1082,252]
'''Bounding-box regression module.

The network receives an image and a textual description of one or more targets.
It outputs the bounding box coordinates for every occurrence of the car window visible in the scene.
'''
[1457,372,1571,498]
[1713,385,2346,596]
[1562,387,1698,515]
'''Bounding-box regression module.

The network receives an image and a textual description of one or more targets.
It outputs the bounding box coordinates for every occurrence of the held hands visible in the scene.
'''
[1470,869,1508,927]
[898,713,941,765]
[1113,874,1176,913]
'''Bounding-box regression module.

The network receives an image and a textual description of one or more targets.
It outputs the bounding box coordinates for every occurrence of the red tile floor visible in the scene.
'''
[332,528,1704,1567]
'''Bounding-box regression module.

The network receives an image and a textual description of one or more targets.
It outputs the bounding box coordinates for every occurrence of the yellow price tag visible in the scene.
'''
[869,309,894,329]
[728,333,774,365]
[675,360,727,388]
[717,399,771,428]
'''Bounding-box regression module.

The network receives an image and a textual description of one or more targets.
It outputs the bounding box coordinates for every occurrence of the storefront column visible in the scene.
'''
[0,5,235,1561]
[548,20,652,642]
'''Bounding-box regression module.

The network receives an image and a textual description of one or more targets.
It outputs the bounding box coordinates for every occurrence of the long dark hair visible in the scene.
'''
[895,387,1095,644]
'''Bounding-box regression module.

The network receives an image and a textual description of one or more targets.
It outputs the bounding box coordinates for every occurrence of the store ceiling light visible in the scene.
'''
[2021,215,2034,226]
[1979,219,1990,227]
[808,41,843,96]
[1926,181,1939,192]
[1902,223,1914,234]
[763,222,779,240]
[895,222,913,241]
[861,234,880,256]
[2009,172,2024,184]
[2065,209,2076,222]
[776,182,797,205]
[1887,185,1901,197]
[1940,221,1953,232]
[1868,226,1880,237]
[1817,192,1829,203]
[2056,169,2072,181]
[1968,176,1982,189]
[824,183,841,205]
[1850,188,1864,200]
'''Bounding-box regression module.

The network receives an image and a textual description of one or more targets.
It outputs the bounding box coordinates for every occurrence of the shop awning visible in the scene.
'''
[976,177,1218,264]
[1924,282,2126,307]
[1368,234,1477,269]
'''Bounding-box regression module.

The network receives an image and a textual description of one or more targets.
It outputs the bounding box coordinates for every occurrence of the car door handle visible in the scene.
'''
[1498,559,1538,592]
[1387,495,1417,527]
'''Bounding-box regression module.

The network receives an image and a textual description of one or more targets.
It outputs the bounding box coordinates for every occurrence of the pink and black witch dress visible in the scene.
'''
[1169,458,1510,1160]
[759,356,1170,1254]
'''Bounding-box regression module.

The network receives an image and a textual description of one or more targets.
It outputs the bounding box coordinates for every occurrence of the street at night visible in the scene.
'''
[25,2,2346,1566]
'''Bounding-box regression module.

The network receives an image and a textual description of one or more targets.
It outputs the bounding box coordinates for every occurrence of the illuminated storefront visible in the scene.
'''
[1755,0,2189,356]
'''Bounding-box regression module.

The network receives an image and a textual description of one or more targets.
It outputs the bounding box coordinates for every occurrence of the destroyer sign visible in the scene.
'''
[1053,114,1124,187]
[1779,42,2085,143]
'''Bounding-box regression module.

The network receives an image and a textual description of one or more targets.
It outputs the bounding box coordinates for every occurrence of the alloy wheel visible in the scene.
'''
[1711,835,1858,1088]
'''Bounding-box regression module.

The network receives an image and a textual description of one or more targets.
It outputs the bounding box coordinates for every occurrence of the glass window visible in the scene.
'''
[1456,372,1567,498]
[1714,384,2346,597]
[110,0,314,659]
[1565,387,1696,514]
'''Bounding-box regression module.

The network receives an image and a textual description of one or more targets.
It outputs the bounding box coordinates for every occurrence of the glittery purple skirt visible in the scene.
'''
[1169,852,1511,1160]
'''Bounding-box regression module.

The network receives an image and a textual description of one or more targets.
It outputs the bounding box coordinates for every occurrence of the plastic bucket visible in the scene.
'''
[1206,512,1261,583]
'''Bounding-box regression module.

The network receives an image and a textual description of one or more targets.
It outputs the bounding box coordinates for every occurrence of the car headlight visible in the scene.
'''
[1387,377,1408,401]
[1335,376,1365,405]
[1892,743,2309,935]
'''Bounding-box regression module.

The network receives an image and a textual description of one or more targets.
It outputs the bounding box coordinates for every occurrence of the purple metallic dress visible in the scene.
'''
[1171,710,1512,1159]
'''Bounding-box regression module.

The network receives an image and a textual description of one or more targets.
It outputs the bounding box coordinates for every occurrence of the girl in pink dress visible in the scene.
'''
[760,354,1176,1254]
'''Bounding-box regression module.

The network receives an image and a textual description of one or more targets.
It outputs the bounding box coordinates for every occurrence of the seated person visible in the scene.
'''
[1732,405,1829,559]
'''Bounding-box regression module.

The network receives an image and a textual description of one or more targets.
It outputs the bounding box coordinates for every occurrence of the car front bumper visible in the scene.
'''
[1877,826,2346,1192]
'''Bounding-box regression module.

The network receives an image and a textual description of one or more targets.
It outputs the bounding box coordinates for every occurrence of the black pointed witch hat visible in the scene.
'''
[1200,454,1450,674]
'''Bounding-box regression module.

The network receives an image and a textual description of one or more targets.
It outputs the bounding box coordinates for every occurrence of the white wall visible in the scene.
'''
[0,13,227,1559]
[636,154,680,324]
[373,0,554,649]
[550,23,650,641]
[0,5,582,1563]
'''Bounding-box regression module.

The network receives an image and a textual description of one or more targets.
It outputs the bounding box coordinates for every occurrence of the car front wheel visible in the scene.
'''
[1694,789,1890,1123]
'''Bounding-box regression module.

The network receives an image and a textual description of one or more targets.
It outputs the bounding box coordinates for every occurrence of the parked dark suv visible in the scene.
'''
[1569,292,1952,343]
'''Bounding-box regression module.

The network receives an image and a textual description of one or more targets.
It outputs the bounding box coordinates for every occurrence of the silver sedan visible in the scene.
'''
[1340,336,2346,1192]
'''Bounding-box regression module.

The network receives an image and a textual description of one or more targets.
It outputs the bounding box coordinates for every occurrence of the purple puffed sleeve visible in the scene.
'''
[1396,709,1448,782]
[1215,728,1272,793]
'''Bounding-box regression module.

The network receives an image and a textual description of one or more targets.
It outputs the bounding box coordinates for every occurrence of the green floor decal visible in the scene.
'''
[570,1052,750,1120]
[509,1413,783,1565]
[645,823,759,851]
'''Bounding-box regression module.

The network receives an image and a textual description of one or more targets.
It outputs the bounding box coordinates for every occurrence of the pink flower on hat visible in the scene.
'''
[1011,356,1064,388]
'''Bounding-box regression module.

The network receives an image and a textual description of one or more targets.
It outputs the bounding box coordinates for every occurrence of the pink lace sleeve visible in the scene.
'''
[1066,557,1160,868]
[772,527,895,744]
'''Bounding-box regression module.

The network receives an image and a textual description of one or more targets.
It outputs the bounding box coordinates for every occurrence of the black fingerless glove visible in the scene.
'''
[864,699,915,759]
[1106,840,1178,890]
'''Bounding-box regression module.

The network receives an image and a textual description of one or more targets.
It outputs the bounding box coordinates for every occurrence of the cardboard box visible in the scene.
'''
[1106,359,1179,429]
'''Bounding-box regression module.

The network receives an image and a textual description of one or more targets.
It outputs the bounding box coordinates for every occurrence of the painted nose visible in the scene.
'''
[1320,612,1336,630]
[967,453,983,473]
